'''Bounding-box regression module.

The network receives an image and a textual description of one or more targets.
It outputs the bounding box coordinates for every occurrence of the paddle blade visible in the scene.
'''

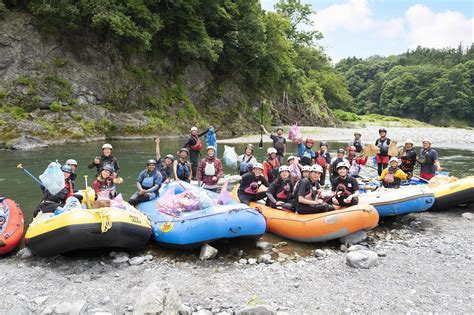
[258,137,263,150]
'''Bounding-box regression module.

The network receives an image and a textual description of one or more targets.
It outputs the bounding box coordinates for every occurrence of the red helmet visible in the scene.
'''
[306,138,314,145]
[348,146,356,152]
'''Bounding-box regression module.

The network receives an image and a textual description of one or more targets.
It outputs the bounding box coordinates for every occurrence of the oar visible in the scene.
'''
[83,175,93,209]
[17,163,43,186]
[259,102,263,150]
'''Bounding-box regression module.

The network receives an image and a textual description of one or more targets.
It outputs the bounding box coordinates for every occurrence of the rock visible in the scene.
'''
[256,241,273,250]
[5,305,29,315]
[340,244,348,252]
[248,258,257,265]
[462,212,473,220]
[346,250,378,269]
[347,245,368,252]
[6,135,48,150]
[239,259,248,264]
[434,244,455,255]
[144,254,154,261]
[194,310,212,315]
[199,244,218,260]
[376,251,387,257]
[112,254,130,264]
[134,283,189,315]
[230,248,244,257]
[16,247,33,258]
[340,230,367,246]
[42,305,55,314]
[258,254,273,264]
[129,256,146,266]
[34,296,49,305]
[55,301,86,315]
[237,305,277,315]
[314,249,326,258]
[273,242,288,248]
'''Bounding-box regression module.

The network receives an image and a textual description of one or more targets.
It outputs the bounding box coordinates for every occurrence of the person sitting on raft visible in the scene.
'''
[329,149,349,184]
[197,146,223,192]
[330,162,360,207]
[266,166,294,209]
[129,159,163,206]
[295,138,316,166]
[263,147,280,184]
[292,165,311,194]
[380,157,408,189]
[88,143,120,176]
[93,165,123,199]
[155,137,174,183]
[293,165,335,214]
[260,125,287,164]
[33,164,74,217]
[237,144,257,175]
[173,148,192,183]
[237,163,269,205]
[418,139,441,181]
[400,139,417,176]
[65,159,78,190]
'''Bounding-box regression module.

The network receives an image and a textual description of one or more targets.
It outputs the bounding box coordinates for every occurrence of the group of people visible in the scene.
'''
[33,125,442,217]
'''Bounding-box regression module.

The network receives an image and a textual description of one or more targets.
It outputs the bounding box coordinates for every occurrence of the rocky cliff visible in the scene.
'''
[0,12,337,149]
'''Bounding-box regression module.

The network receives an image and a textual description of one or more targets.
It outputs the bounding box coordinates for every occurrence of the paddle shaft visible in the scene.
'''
[17,164,43,186]
[259,102,263,149]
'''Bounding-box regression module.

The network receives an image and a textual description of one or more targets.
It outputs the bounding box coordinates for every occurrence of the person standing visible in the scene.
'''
[197,146,223,192]
[400,139,417,175]
[418,139,441,181]
[183,126,211,180]
[88,143,120,176]
[349,132,364,153]
[261,125,287,164]
[375,128,391,176]
[315,141,331,185]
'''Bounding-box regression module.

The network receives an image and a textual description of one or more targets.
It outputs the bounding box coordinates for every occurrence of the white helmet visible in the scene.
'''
[267,147,277,155]
[405,139,414,145]
[253,163,264,170]
[422,138,432,145]
[301,165,311,172]
[310,164,323,173]
[102,143,113,150]
[389,157,399,164]
[207,145,216,152]
[66,159,78,166]
[279,165,290,173]
[190,126,198,132]
[287,155,295,162]
[336,162,349,170]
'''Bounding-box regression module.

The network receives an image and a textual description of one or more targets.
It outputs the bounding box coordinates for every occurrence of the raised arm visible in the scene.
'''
[260,125,271,136]
[155,137,161,161]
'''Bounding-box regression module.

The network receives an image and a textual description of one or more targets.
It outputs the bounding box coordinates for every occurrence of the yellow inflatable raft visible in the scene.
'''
[428,176,474,210]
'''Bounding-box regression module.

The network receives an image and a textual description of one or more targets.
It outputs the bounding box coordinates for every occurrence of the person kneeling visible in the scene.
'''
[93,165,123,200]
[266,166,294,210]
[238,163,269,205]
[129,159,163,206]
[293,165,335,214]
[330,162,360,207]
[380,157,407,188]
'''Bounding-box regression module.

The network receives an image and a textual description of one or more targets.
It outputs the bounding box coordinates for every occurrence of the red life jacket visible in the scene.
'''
[189,135,203,151]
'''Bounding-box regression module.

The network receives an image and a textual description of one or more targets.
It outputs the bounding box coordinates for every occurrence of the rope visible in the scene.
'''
[85,208,112,233]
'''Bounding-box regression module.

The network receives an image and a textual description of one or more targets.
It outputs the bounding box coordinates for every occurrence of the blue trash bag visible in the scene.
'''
[39,162,64,196]
[206,127,217,156]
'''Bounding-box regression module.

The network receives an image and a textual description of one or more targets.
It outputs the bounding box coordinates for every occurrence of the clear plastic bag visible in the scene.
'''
[39,162,64,196]
[223,145,238,167]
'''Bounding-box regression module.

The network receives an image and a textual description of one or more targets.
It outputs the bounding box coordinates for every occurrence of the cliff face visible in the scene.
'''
[0,12,337,149]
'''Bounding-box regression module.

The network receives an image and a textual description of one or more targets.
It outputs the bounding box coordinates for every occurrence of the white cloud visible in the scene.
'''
[405,5,473,49]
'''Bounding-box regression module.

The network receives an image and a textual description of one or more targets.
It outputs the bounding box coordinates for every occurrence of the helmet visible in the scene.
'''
[190,126,198,132]
[147,159,157,165]
[405,139,414,145]
[301,165,311,172]
[101,164,114,173]
[378,128,387,134]
[102,143,113,150]
[337,148,346,154]
[287,155,295,162]
[389,157,399,164]
[348,146,356,152]
[310,164,323,173]
[279,165,290,173]
[336,162,349,170]
[267,147,277,155]
[165,154,175,161]
[422,138,432,145]
[66,159,77,166]
[61,164,73,173]
[253,163,264,170]
[207,145,216,152]
[305,138,314,145]
[245,144,254,151]
[320,141,328,147]
[178,148,189,155]
[354,131,361,136]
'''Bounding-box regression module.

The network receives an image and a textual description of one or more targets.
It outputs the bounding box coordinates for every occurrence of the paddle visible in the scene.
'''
[259,102,263,150]
[83,175,93,209]
[17,163,43,186]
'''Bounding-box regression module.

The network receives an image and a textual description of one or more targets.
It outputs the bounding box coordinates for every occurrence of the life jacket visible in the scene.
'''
[204,161,216,177]
[335,182,351,197]
[177,161,190,180]
[97,177,116,196]
[351,140,363,153]
[419,149,434,165]
[376,138,390,156]
[189,135,202,151]
[239,155,253,174]
[275,180,292,201]
[302,179,319,201]
[141,171,157,189]
[316,151,329,168]
[300,147,313,165]
[161,164,173,179]
[266,158,280,183]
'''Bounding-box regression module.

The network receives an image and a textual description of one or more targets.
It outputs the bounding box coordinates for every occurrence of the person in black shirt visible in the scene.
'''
[266,166,294,209]
[330,162,360,207]
[88,143,120,176]
[238,163,269,205]
[400,139,417,175]
[183,126,211,180]
[375,128,391,176]
[293,165,335,214]
[418,139,441,181]
[261,125,287,164]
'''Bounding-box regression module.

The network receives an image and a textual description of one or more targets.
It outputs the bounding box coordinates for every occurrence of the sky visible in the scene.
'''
[261,0,474,62]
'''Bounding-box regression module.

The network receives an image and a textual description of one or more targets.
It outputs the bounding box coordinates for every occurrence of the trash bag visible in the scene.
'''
[288,123,301,141]
[289,160,301,183]
[39,162,64,196]
[223,145,238,167]
[215,181,233,206]
[110,193,126,209]
[206,127,218,156]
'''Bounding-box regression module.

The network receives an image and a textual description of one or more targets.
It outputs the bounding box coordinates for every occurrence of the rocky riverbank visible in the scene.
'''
[1,208,472,314]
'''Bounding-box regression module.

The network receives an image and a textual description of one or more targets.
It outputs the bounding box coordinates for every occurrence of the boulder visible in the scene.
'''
[134,283,189,314]
[256,241,273,250]
[199,244,218,260]
[55,301,86,315]
[257,254,273,264]
[340,230,367,246]
[462,212,473,220]
[346,250,378,269]
[237,305,277,315]
[129,256,146,266]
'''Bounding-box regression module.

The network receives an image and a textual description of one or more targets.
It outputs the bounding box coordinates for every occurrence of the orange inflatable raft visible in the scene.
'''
[231,186,379,242]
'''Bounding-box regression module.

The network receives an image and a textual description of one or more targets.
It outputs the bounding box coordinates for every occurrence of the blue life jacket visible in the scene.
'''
[177,161,190,180]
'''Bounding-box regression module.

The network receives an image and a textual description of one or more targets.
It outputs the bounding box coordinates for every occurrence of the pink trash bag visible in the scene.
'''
[288,123,301,141]
[289,160,301,183]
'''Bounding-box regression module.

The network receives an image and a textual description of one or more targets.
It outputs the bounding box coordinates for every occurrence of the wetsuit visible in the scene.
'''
[158,158,174,181]
[400,148,417,174]
[238,173,269,205]
[93,175,117,199]
[263,158,280,184]
[349,139,364,153]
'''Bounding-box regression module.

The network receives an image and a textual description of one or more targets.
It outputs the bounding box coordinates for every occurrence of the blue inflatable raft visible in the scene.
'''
[358,185,435,217]
[137,181,266,249]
